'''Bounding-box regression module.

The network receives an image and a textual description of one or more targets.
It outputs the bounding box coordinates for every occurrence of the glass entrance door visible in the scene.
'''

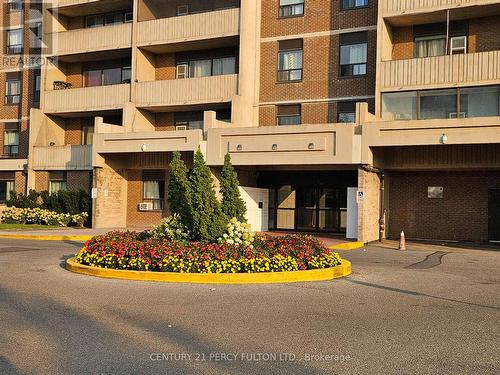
[297,187,317,231]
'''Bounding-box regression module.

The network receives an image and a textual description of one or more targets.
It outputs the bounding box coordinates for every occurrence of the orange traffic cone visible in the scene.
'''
[399,231,406,250]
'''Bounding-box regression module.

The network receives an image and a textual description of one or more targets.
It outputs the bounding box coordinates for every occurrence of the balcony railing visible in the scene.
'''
[43,84,130,113]
[137,8,240,47]
[381,0,499,15]
[136,75,238,108]
[380,50,500,91]
[32,145,93,170]
[47,23,132,56]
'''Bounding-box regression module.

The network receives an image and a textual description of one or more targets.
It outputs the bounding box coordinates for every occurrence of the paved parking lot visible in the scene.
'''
[0,238,498,374]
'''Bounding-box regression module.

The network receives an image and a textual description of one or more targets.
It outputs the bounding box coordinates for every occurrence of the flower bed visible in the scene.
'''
[75,231,342,274]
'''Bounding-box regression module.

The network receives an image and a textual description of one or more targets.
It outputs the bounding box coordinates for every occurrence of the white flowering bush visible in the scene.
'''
[151,214,190,241]
[218,217,255,248]
[71,212,89,227]
[1,207,88,227]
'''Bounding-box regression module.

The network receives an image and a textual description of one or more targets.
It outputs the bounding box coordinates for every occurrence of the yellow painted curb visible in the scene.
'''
[66,257,352,284]
[0,234,93,241]
[329,241,364,251]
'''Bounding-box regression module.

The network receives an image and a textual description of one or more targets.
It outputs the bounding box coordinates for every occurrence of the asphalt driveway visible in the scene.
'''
[0,238,498,375]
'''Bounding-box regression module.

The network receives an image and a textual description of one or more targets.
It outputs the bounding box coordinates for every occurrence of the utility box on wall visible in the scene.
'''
[239,186,269,232]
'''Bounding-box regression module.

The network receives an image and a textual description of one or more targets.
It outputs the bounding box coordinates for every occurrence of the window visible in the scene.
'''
[382,86,500,121]
[7,0,22,12]
[414,35,446,58]
[277,104,301,125]
[82,126,94,145]
[189,59,212,78]
[279,0,304,17]
[7,29,23,54]
[459,86,500,118]
[340,32,367,76]
[278,39,303,82]
[31,22,42,49]
[85,11,132,28]
[49,180,67,194]
[143,171,165,210]
[34,70,41,102]
[213,57,236,76]
[342,0,368,9]
[3,127,19,156]
[84,66,130,87]
[337,102,358,123]
[174,112,204,130]
[177,57,236,78]
[0,180,15,203]
[382,91,418,121]
[420,89,457,120]
[5,79,20,105]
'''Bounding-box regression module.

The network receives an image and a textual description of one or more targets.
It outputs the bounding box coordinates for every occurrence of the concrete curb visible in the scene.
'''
[66,257,352,284]
[0,234,93,241]
[329,241,364,251]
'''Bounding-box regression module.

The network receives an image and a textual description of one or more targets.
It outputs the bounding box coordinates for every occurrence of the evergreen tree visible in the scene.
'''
[189,149,227,241]
[220,153,246,222]
[168,151,193,230]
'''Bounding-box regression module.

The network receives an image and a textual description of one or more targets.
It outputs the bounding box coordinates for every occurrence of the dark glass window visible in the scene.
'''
[277,104,301,125]
[342,0,368,9]
[277,39,303,82]
[340,32,367,77]
[279,0,304,17]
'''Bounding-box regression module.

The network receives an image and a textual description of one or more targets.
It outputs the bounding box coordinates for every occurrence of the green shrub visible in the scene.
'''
[6,189,39,208]
[189,149,227,241]
[168,151,193,230]
[220,153,246,222]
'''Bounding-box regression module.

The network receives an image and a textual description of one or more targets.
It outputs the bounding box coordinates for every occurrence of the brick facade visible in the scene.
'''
[259,0,377,125]
[387,171,500,242]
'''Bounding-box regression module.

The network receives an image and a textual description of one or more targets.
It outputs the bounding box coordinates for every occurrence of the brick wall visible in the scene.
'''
[14,171,25,194]
[34,171,49,191]
[139,0,239,21]
[387,171,500,242]
[259,0,376,126]
[67,171,91,192]
[126,169,167,228]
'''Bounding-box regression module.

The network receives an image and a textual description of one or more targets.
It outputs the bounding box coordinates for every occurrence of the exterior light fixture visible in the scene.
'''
[308,142,315,150]
[272,144,278,151]
[440,134,448,144]
[236,144,242,151]
[141,144,147,152]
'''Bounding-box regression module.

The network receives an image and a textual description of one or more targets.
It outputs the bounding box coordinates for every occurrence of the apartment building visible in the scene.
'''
[0,0,41,205]
[28,0,500,243]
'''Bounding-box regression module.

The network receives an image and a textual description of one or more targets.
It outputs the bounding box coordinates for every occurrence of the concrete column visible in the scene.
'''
[93,165,128,228]
[357,168,381,243]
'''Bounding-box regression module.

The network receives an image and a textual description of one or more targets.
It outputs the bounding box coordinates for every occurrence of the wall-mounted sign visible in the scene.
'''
[357,190,364,203]
[91,188,97,199]
[428,186,444,198]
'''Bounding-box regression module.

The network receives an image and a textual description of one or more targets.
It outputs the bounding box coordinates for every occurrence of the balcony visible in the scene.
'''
[136,8,240,51]
[46,23,132,57]
[31,145,93,170]
[43,84,130,114]
[93,130,203,156]
[135,75,238,109]
[206,124,361,166]
[380,51,500,91]
[49,0,132,16]
[381,0,500,25]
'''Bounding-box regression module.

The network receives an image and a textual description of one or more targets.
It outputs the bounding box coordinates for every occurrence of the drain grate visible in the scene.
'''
[406,251,448,269]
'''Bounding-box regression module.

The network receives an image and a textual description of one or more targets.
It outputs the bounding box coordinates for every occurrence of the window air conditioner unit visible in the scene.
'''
[139,202,153,211]
[176,63,189,79]
[449,112,466,119]
[395,113,411,120]
[175,125,188,131]
[450,36,467,55]
[177,5,189,16]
